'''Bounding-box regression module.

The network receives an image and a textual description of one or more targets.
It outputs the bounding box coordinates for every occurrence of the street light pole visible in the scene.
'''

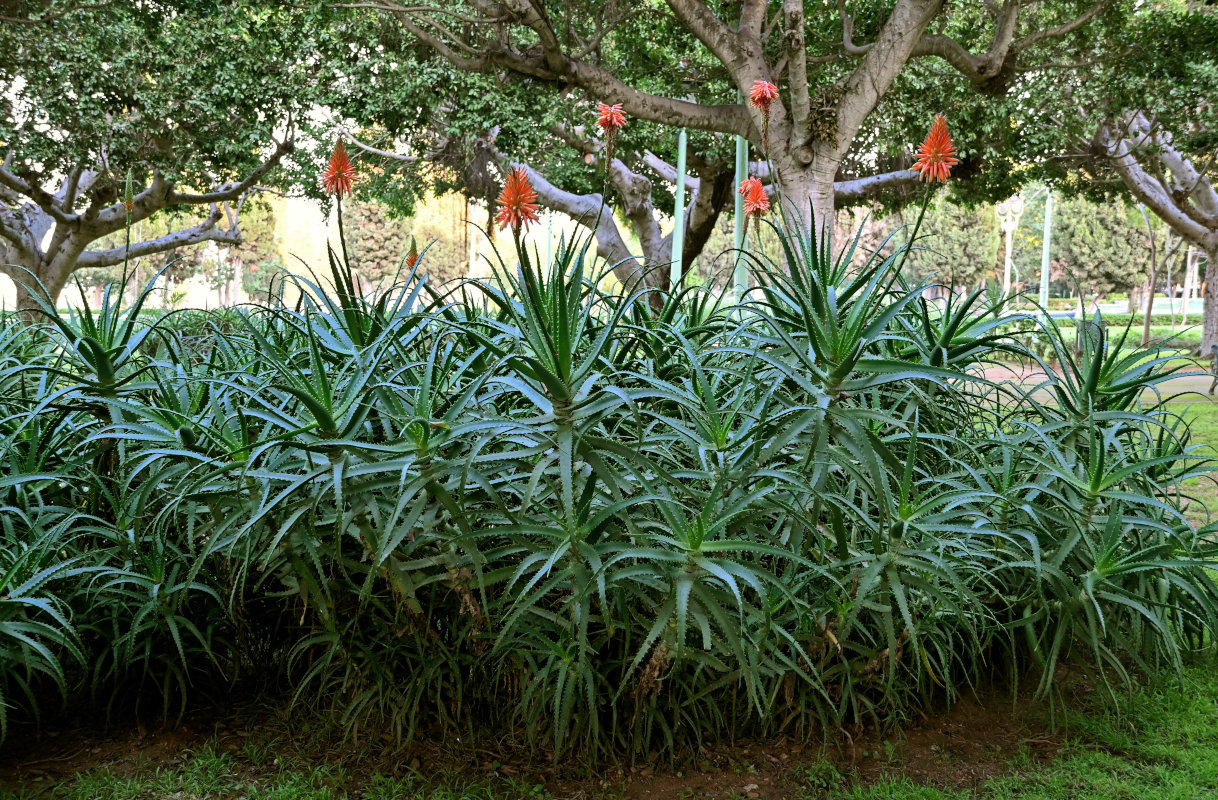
[732,124,748,302]
[671,126,688,289]
[1039,190,1054,309]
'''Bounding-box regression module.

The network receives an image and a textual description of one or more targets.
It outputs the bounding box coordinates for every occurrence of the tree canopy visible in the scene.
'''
[0,1,344,307]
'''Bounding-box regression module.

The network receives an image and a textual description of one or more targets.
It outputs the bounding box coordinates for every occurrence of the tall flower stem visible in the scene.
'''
[335,195,353,275]
[893,185,934,277]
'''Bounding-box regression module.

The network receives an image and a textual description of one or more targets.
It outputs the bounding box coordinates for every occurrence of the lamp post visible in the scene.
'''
[671,126,688,289]
[995,195,1025,301]
[732,119,748,302]
[1039,190,1054,309]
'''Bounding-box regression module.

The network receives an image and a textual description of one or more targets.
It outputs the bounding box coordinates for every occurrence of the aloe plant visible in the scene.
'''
[0,212,1213,759]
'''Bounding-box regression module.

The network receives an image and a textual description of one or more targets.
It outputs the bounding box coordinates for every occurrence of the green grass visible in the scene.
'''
[4,748,555,800]
[1172,401,1218,522]
[839,666,1218,799]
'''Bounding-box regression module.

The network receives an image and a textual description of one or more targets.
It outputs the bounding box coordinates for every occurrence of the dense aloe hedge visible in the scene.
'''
[1,224,1215,757]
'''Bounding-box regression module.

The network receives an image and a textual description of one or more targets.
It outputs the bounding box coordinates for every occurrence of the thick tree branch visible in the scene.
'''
[662,0,744,71]
[783,0,811,145]
[76,205,240,269]
[908,0,1109,85]
[81,138,293,238]
[0,166,78,226]
[838,0,871,56]
[834,169,922,203]
[675,167,733,274]
[644,151,698,192]
[167,137,296,205]
[834,0,943,150]
[1101,123,1214,248]
[342,128,421,162]
[740,0,767,43]
[700,158,922,203]
[0,213,29,251]
[506,160,648,287]
[503,0,567,74]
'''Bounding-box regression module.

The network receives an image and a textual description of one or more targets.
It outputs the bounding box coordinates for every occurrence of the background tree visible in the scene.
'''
[1051,196,1147,305]
[904,200,1000,292]
[346,197,470,291]
[0,1,343,309]
[347,0,1116,253]
[1005,4,1218,347]
[227,203,282,304]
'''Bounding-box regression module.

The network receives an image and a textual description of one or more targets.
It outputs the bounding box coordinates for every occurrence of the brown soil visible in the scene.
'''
[0,685,1068,800]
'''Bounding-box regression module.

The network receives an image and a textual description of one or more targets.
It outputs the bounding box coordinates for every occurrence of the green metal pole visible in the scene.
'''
[1039,190,1054,309]
[733,127,748,302]
[671,127,688,288]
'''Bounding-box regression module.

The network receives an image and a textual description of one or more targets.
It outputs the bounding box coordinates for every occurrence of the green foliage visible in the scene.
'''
[1050,197,1147,299]
[0,2,347,198]
[0,214,1215,759]
[903,201,1000,291]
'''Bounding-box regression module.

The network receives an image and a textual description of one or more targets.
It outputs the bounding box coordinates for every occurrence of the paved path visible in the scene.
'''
[977,365,1218,403]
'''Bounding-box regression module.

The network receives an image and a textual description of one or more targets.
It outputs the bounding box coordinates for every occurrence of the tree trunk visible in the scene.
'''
[773,150,839,253]
[7,265,72,316]
[1203,248,1218,354]
[769,141,837,249]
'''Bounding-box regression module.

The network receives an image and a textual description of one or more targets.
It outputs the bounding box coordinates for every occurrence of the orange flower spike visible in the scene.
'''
[596,102,626,134]
[495,167,540,231]
[749,81,779,115]
[911,115,959,183]
[750,80,780,147]
[320,138,357,198]
[596,102,626,165]
[740,177,769,217]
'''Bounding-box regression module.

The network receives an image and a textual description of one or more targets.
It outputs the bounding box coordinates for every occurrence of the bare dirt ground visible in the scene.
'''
[0,682,1069,799]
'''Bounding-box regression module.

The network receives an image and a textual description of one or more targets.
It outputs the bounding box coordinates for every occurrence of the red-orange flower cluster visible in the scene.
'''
[596,102,626,166]
[739,176,769,217]
[321,139,357,198]
[749,81,779,114]
[495,167,540,231]
[911,115,959,183]
[596,102,626,134]
[750,80,780,148]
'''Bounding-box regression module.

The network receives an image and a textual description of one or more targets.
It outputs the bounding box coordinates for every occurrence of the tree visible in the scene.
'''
[0,1,341,309]
[342,195,471,293]
[904,200,1000,292]
[348,0,1115,258]
[1009,6,1218,348]
[225,203,282,304]
[1051,196,1146,303]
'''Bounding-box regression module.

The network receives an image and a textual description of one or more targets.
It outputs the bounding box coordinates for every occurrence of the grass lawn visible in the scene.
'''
[5,409,1218,800]
[1175,400,1218,523]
